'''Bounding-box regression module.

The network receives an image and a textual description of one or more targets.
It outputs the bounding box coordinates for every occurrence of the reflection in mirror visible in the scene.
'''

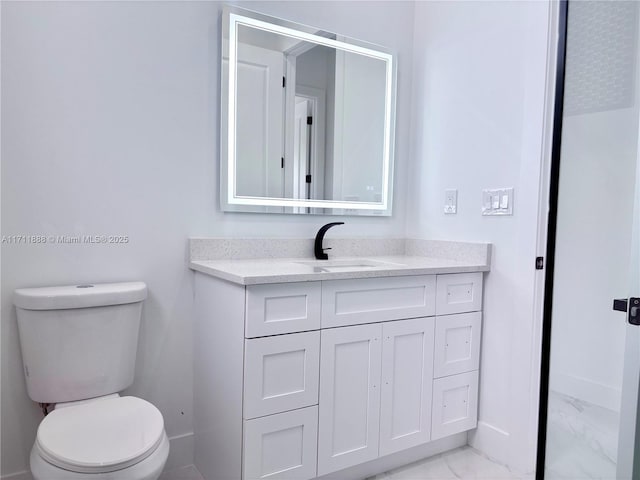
[221,8,396,215]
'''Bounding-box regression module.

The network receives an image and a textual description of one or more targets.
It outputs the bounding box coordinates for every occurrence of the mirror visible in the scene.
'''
[221,7,396,215]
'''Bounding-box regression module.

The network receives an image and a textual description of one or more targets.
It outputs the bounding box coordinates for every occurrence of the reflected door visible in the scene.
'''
[235,43,284,199]
[541,1,640,479]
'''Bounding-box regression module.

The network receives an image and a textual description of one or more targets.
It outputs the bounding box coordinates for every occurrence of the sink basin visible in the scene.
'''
[295,259,404,273]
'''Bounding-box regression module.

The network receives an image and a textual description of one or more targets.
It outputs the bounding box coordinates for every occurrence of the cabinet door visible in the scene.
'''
[317,324,382,476]
[243,406,318,480]
[379,317,435,456]
[244,331,320,419]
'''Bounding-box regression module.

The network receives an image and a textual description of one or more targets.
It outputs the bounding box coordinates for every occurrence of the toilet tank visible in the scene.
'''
[13,282,147,403]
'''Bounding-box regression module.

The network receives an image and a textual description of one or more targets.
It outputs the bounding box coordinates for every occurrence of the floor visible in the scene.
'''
[159,446,528,480]
[544,390,619,479]
[368,447,530,480]
[158,396,620,480]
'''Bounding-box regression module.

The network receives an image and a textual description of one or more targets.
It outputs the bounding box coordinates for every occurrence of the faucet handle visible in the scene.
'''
[323,247,332,252]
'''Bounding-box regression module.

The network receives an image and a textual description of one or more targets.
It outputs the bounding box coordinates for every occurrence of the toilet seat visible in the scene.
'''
[35,396,164,473]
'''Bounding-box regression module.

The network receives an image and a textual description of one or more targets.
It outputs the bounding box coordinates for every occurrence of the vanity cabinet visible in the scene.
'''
[194,271,483,480]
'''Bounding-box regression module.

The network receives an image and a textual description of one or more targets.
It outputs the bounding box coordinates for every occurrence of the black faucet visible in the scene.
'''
[314,222,344,260]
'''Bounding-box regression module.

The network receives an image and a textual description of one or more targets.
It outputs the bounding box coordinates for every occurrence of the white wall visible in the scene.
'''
[407,1,552,473]
[0,1,416,476]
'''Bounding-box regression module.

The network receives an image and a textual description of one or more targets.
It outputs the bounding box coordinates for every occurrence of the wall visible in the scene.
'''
[407,1,552,473]
[0,1,416,476]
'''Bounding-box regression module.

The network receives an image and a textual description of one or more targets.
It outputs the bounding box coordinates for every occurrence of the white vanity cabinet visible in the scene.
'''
[194,271,483,480]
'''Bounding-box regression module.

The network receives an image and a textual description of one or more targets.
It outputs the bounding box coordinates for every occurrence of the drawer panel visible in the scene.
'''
[244,331,320,419]
[434,312,481,378]
[435,273,483,315]
[431,371,479,440]
[246,282,321,337]
[243,406,318,480]
[321,276,436,328]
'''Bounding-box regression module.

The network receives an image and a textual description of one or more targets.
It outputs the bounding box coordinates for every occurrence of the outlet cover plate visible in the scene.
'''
[444,189,458,214]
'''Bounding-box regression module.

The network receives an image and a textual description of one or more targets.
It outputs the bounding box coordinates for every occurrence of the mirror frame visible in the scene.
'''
[221,7,397,215]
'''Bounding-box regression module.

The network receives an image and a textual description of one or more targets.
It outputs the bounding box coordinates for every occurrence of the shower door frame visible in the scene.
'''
[535,0,640,478]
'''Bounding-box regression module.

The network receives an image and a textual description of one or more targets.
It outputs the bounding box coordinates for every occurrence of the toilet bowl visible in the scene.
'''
[29,395,169,480]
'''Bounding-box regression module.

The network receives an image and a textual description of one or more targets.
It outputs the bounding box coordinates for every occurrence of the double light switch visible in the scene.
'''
[482,188,513,216]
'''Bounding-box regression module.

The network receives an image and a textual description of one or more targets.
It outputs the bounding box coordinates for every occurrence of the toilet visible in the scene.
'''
[14,282,170,480]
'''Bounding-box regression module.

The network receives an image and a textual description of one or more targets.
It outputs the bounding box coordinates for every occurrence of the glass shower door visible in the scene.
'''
[617,139,640,479]
[542,1,640,479]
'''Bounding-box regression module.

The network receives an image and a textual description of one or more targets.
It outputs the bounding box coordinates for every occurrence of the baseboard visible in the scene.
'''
[165,432,195,470]
[550,373,621,412]
[0,470,32,480]
[467,421,511,467]
[315,432,467,480]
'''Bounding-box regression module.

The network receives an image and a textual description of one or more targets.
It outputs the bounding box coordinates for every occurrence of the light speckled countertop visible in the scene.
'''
[189,255,490,285]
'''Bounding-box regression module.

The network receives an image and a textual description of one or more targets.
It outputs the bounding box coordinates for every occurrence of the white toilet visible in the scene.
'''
[14,282,170,480]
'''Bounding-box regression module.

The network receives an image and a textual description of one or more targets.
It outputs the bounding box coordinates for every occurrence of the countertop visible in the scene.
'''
[189,255,490,285]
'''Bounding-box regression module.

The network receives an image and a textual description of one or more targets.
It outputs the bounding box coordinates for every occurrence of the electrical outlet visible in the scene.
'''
[482,188,513,215]
[444,189,457,214]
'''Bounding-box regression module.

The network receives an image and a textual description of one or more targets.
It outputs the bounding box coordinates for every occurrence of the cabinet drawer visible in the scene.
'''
[431,371,478,440]
[246,282,321,337]
[321,276,436,328]
[434,312,481,378]
[244,331,320,419]
[435,273,483,315]
[243,406,318,480]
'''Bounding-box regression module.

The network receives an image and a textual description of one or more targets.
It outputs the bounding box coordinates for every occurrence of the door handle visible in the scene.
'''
[613,297,640,325]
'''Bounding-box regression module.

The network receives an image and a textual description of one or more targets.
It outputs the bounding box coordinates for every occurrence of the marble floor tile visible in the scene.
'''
[368,446,530,480]
[544,390,619,480]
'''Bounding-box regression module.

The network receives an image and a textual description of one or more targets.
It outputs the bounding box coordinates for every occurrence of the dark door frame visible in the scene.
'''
[535,1,568,478]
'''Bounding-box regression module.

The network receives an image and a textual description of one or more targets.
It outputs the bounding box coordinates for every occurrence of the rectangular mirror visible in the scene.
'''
[221,7,396,215]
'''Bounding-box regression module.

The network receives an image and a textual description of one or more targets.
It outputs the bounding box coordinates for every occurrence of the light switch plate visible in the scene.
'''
[444,189,458,214]
[482,188,513,216]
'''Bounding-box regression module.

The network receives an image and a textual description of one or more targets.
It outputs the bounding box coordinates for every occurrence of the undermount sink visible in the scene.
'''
[295,259,404,273]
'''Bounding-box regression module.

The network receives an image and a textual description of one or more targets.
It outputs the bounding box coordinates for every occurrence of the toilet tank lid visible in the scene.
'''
[13,282,147,310]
